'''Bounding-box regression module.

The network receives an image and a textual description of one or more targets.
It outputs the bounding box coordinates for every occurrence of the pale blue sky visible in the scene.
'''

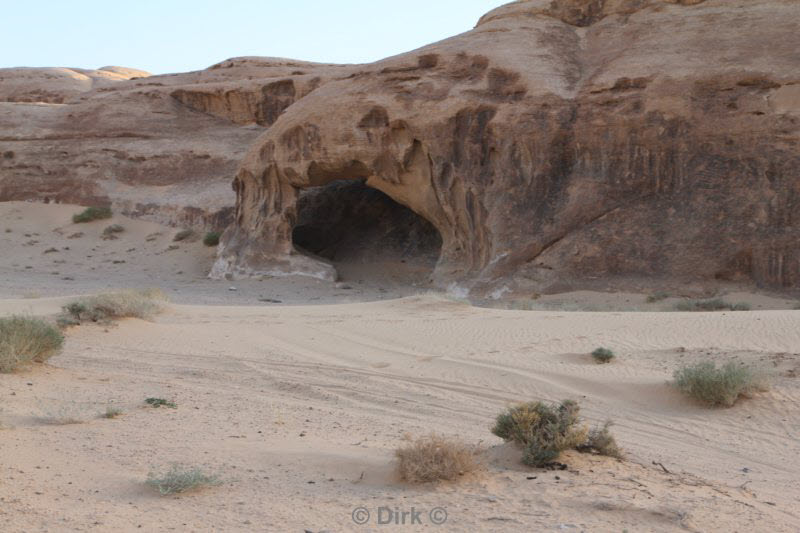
[1,0,509,74]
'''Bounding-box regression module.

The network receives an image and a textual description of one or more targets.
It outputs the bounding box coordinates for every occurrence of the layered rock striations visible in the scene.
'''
[214,0,800,292]
[0,60,346,228]
[2,0,799,293]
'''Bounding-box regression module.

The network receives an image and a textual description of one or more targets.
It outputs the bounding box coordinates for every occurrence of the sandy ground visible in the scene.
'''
[2,201,800,532]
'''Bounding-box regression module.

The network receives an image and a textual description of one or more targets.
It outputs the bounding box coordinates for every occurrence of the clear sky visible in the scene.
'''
[0,0,510,74]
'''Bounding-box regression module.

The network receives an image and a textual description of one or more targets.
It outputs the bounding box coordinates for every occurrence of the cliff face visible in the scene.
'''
[213,0,800,293]
[2,1,799,294]
[0,60,346,229]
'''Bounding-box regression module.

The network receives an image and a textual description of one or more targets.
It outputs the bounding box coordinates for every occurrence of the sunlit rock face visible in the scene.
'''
[2,1,798,293]
[0,59,348,230]
[215,0,800,293]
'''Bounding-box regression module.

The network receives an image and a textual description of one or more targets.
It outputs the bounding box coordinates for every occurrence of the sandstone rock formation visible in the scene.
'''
[2,0,799,295]
[213,0,800,294]
[0,60,347,228]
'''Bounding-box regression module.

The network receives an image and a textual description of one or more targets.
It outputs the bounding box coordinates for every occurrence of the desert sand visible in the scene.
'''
[1,201,799,532]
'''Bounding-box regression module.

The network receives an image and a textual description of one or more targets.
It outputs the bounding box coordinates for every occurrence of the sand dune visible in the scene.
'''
[2,295,799,531]
[1,202,799,531]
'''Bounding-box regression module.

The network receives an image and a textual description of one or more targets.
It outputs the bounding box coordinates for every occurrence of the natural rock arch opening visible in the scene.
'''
[291,179,443,284]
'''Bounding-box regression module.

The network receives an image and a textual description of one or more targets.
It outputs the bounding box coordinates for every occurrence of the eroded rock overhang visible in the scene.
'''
[212,0,800,294]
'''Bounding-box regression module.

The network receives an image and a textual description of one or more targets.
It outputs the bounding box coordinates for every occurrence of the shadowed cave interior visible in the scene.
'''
[292,179,443,284]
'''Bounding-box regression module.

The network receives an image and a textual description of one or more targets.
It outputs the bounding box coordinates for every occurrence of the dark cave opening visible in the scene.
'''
[292,179,442,283]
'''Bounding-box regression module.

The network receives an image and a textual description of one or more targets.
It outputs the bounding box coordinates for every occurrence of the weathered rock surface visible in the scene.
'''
[2,0,799,294]
[214,0,800,294]
[0,59,347,229]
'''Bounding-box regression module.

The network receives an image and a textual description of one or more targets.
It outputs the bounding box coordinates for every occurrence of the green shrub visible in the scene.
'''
[146,464,221,495]
[676,299,750,312]
[673,361,768,407]
[203,231,221,247]
[0,316,64,372]
[591,347,615,363]
[145,397,176,408]
[492,400,588,467]
[173,229,194,242]
[72,206,112,224]
[59,289,167,325]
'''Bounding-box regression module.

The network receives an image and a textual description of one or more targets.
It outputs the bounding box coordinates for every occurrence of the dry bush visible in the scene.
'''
[396,434,482,483]
[0,316,64,372]
[59,289,167,326]
[676,299,750,312]
[102,406,123,419]
[173,229,194,242]
[492,400,589,467]
[146,464,221,495]
[581,421,623,459]
[646,291,670,303]
[673,361,768,407]
[102,224,124,240]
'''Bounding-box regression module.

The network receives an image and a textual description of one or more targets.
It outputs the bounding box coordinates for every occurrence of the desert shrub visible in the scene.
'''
[145,397,176,408]
[395,434,482,483]
[203,231,221,247]
[676,299,750,312]
[673,361,768,407]
[646,291,669,303]
[0,316,64,372]
[591,347,615,363]
[102,406,123,419]
[581,421,623,459]
[102,224,125,239]
[146,464,220,495]
[59,289,167,325]
[173,229,194,242]
[492,400,588,467]
[72,206,112,223]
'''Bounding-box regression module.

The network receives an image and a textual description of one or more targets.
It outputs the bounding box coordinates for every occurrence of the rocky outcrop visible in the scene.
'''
[213,0,800,294]
[0,60,345,229]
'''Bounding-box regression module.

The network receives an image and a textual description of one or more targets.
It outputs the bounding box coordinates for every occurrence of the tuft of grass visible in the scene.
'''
[146,464,221,495]
[673,361,768,407]
[145,397,176,409]
[173,229,194,242]
[102,406,123,419]
[0,316,64,373]
[793,303,800,311]
[676,299,750,312]
[395,434,482,483]
[102,224,125,240]
[492,400,588,467]
[72,206,112,224]
[646,291,670,303]
[591,347,615,363]
[582,421,623,459]
[203,231,221,247]
[59,289,167,325]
